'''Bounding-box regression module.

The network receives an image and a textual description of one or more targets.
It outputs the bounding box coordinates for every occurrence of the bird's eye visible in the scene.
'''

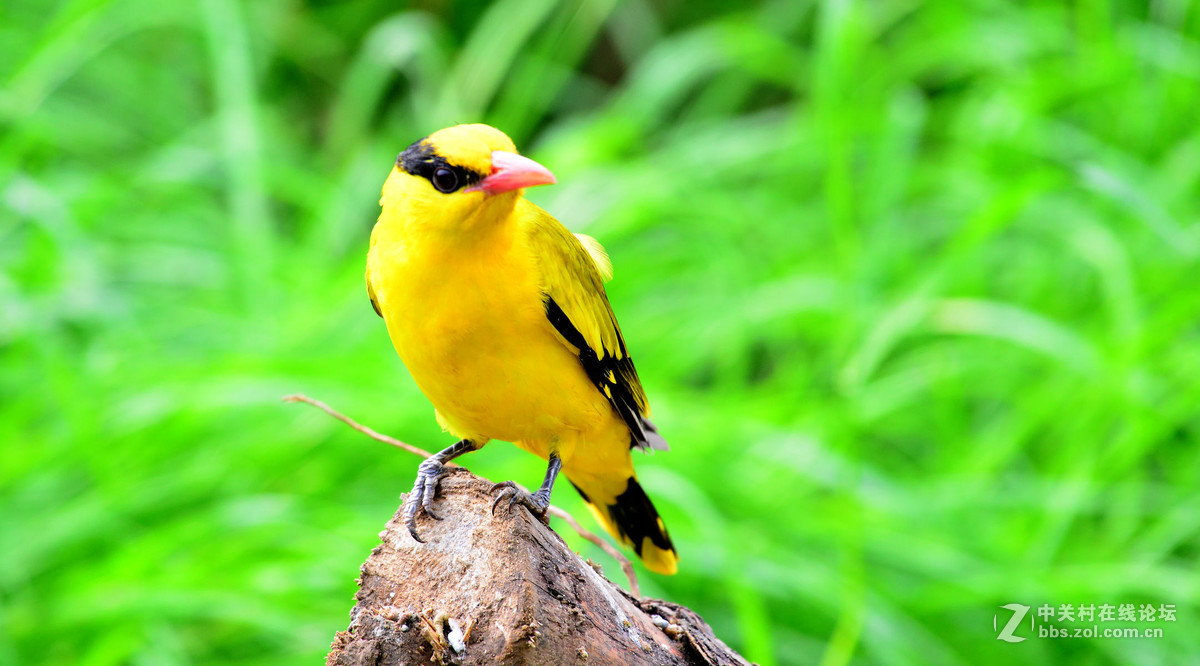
[431,167,459,193]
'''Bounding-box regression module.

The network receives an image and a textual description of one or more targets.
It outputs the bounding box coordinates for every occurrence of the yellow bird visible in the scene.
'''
[365,124,678,575]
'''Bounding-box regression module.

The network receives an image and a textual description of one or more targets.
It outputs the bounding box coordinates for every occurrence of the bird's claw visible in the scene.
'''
[404,459,449,542]
[490,481,551,524]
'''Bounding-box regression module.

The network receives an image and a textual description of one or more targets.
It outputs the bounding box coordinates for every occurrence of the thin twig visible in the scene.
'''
[282,393,641,597]
[282,394,432,459]
[547,505,640,598]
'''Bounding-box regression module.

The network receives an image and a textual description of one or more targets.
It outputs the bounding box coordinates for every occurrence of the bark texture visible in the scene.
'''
[326,468,751,666]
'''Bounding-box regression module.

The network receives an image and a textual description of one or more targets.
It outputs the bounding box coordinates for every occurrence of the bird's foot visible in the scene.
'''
[490,481,551,524]
[404,459,450,542]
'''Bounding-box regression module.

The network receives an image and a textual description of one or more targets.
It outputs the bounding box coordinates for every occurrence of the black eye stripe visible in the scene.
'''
[395,138,484,194]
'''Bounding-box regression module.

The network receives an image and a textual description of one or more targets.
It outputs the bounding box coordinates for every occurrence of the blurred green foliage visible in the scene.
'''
[3,0,1200,664]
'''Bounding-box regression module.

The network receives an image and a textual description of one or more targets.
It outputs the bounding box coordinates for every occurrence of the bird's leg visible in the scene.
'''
[491,453,562,524]
[405,438,479,542]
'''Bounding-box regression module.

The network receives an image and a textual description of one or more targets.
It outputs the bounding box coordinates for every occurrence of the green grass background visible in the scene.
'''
[3,0,1199,663]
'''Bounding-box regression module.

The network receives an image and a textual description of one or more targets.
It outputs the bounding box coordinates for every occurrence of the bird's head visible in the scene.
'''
[380,124,556,234]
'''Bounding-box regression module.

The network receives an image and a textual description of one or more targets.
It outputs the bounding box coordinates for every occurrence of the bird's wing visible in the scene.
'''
[365,254,383,317]
[524,208,668,451]
[367,271,382,317]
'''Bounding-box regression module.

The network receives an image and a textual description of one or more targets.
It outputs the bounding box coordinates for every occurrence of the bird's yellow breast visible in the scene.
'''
[367,213,610,449]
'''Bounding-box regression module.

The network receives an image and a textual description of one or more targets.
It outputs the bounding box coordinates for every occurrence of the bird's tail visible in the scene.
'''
[571,476,678,575]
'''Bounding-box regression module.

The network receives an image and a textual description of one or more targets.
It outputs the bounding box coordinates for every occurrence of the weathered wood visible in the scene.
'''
[326,468,750,666]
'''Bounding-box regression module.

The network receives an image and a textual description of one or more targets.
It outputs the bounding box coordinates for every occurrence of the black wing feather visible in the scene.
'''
[545,296,652,449]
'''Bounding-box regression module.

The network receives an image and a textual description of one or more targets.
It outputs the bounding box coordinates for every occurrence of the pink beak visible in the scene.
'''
[470,151,556,195]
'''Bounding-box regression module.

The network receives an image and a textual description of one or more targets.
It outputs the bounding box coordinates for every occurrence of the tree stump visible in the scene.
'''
[326,468,751,665]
